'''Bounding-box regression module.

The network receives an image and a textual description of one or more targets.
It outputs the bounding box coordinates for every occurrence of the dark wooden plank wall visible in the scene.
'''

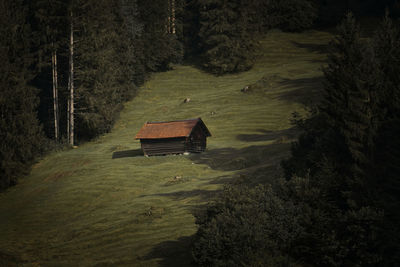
[186,125,207,153]
[186,137,206,153]
[140,125,209,156]
[141,138,186,156]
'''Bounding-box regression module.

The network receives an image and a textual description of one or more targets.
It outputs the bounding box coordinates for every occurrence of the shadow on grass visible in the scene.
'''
[0,251,23,267]
[277,76,324,106]
[143,236,195,267]
[190,141,293,185]
[142,188,222,203]
[291,41,329,54]
[190,143,291,172]
[112,149,143,159]
[237,127,297,142]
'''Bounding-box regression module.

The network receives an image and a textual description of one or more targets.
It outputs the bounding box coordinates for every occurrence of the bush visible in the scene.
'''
[265,0,318,32]
[192,182,303,266]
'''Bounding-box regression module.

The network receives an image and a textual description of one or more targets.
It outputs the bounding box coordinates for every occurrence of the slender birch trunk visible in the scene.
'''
[167,0,171,33]
[171,0,175,34]
[68,10,74,146]
[51,47,59,141]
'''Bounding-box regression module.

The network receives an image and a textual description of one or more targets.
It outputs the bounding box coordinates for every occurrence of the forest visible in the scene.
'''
[1,0,399,266]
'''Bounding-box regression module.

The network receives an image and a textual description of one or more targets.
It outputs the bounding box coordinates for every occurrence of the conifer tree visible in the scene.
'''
[321,14,381,203]
[33,0,69,140]
[71,0,123,139]
[371,14,400,265]
[118,0,145,88]
[138,0,183,72]
[194,0,256,74]
[0,0,45,189]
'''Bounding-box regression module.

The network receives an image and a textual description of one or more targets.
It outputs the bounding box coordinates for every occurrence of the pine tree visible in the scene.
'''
[195,0,256,74]
[70,0,119,139]
[137,0,183,72]
[266,0,318,32]
[118,0,145,88]
[0,0,45,190]
[320,14,381,202]
[33,0,69,140]
[371,13,400,265]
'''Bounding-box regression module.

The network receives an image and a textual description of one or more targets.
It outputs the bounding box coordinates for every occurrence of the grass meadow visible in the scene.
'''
[0,30,332,266]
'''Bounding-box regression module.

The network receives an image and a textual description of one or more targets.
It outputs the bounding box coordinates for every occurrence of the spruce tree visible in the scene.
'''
[371,14,400,265]
[71,0,123,139]
[321,13,381,204]
[194,0,256,74]
[0,0,45,190]
[118,0,146,88]
[137,0,183,72]
[33,0,68,140]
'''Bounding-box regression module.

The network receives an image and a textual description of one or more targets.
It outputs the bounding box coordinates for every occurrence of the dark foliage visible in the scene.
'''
[138,0,183,72]
[190,0,257,74]
[264,0,318,32]
[0,0,184,189]
[193,182,303,267]
[0,0,46,190]
[193,14,400,266]
[184,0,318,75]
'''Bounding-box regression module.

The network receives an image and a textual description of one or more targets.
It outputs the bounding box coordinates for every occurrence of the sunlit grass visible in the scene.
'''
[0,30,332,266]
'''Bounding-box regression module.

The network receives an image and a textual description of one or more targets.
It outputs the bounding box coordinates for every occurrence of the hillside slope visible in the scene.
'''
[0,30,331,266]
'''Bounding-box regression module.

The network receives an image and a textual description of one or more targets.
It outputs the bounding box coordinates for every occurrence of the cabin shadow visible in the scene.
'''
[190,143,291,177]
[112,149,143,159]
[277,76,324,106]
[143,236,195,267]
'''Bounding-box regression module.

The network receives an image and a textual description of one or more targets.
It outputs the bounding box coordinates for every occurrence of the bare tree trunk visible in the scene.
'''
[68,10,74,146]
[67,97,70,143]
[171,0,175,34]
[167,0,171,33]
[51,47,59,141]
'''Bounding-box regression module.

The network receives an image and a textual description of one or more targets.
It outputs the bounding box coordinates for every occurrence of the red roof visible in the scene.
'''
[135,118,211,139]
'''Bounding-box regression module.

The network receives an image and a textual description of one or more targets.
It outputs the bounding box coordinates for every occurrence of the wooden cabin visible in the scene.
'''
[135,118,211,156]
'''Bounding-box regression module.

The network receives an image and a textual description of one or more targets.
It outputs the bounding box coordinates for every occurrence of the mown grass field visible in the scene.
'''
[0,30,332,266]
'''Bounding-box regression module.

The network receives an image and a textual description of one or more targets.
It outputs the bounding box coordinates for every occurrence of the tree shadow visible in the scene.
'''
[112,149,143,159]
[277,76,324,106]
[144,189,222,203]
[0,250,23,267]
[237,127,297,142]
[143,236,195,267]
[291,41,329,54]
[190,143,291,173]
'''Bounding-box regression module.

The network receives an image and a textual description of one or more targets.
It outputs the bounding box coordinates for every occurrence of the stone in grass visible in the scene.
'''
[241,74,283,94]
[241,85,250,93]
[165,175,189,186]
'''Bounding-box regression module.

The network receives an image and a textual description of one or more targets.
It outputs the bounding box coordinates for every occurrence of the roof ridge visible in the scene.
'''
[147,118,201,124]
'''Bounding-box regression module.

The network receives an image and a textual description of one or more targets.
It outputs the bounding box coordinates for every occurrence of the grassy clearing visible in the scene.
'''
[0,30,332,266]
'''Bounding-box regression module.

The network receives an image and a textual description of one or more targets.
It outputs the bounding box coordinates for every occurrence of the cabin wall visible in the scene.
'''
[186,137,206,153]
[186,126,207,153]
[141,138,186,156]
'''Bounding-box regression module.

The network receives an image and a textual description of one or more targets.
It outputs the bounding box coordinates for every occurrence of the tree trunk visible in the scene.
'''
[51,47,59,141]
[68,10,74,146]
[171,0,175,34]
[167,0,171,33]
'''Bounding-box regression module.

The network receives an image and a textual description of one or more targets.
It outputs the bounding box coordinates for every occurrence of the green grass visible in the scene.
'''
[0,30,332,266]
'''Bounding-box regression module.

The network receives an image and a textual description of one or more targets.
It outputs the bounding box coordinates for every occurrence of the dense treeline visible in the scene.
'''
[0,0,183,190]
[0,0,46,189]
[193,14,400,266]
[184,0,318,74]
[183,0,400,75]
[0,0,398,200]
